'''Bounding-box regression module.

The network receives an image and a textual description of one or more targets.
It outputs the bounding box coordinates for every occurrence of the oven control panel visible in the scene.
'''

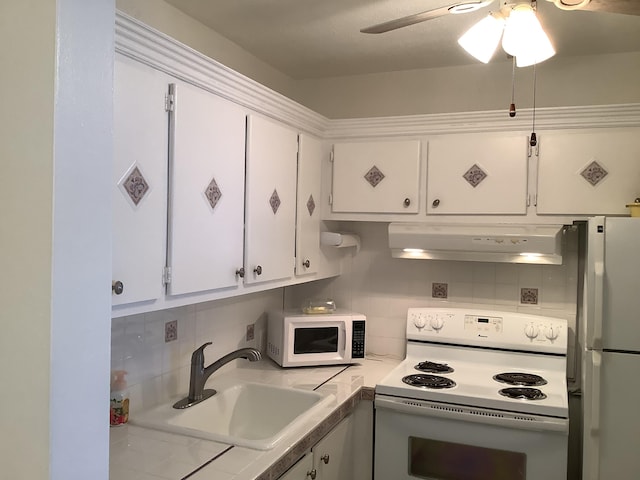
[464,315,503,333]
[406,307,567,354]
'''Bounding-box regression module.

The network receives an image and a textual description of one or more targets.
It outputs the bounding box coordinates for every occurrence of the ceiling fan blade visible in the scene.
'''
[360,5,452,34]
[547,0,640,16]
[582,0,640,15]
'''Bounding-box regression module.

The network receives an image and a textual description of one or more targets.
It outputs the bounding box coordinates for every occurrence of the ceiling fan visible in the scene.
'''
[360,0,640,35]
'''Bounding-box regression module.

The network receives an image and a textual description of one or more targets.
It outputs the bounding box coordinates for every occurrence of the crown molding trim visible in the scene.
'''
[325,103,640,139]
[116,11,640,140]
[115,12,328,137]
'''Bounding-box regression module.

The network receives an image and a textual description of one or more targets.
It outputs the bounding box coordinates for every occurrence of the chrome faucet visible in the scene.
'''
[173,342,262,409]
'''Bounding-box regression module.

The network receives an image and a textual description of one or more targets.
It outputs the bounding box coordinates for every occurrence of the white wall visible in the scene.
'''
[116,0,299,99]
[111,290,282,415]
[115,1,640,120]
[0,1,114,479]
[292,51,640,118]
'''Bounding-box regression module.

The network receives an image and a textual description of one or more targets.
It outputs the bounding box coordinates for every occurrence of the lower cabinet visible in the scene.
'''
[279,453,314,480]
[278,401,373,480]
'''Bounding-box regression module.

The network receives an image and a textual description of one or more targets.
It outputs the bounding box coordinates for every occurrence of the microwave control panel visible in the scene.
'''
[352,320,366,358]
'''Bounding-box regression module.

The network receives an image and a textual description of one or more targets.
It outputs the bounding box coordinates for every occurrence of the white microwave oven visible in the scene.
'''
[267,310,366,367]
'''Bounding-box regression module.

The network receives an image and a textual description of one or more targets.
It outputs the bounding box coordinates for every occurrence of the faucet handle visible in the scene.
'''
[191,342,212,365]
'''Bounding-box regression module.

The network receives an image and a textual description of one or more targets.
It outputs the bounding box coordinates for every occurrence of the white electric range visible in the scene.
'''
[374,307,569,480]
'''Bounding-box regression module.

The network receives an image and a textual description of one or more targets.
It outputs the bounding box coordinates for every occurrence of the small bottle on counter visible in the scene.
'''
[110,370,129,426]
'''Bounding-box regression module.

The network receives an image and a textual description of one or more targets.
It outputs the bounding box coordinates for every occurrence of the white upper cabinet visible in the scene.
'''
[166,80,246,296]
[536,129,640,215]
[245,115,299,285]
[112,55,169,306]
[426,133,529,215]
[331,140,421,214]
[296,134,324,276]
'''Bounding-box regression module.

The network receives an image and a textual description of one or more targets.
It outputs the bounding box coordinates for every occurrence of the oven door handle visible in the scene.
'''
[375,395,569,433]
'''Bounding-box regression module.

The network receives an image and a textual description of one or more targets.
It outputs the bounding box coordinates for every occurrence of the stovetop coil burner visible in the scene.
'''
[498,387,547,400]
[402,374,456,389]
[493,372,547,386]
[414,361,454,374]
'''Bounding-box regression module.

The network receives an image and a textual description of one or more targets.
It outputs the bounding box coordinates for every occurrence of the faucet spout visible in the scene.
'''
[173,343,262,409]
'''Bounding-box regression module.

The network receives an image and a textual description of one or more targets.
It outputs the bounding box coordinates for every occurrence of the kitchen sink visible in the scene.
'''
[132,382,334,450]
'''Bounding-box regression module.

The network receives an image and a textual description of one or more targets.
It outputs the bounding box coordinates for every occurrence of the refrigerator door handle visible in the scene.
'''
[586,217,605,350]
[590,351,602,432]
[584,350,602,479]
[592,261,604,348]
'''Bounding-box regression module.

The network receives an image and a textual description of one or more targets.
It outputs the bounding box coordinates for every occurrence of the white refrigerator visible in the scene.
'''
[582,216,640,479]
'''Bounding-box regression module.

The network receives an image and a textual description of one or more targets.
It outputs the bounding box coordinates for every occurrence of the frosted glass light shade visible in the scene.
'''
[457,14,505,63]
[502,4,555,66]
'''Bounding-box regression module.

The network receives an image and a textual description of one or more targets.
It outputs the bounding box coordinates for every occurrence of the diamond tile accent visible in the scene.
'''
[270,189,281,214]
[432,282,448,299]
[164,320,177,343]
[364,165,385,188]
[122,166,150,206]
[520,287,539,305]
[307,194,316,216]
[580,160,608,186]
[204,177,222,210]
[463,164,488,188]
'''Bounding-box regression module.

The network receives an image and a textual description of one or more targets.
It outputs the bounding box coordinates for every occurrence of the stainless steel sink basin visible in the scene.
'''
[133,382,334,450]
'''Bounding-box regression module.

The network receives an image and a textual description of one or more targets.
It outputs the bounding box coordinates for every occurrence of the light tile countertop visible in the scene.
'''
[110,355,400,480]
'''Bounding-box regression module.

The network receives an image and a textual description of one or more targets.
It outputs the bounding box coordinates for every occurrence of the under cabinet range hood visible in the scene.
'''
[388,223,564,264]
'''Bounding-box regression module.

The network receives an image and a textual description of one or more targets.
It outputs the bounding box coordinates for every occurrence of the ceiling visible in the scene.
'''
[163,0,640,79]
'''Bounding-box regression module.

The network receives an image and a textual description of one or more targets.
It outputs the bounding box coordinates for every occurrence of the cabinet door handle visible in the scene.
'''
[320,454,330,464]
[235,268,245,278]
[112,281,124,295]
[403,198,411,207]
[303,259,311,268]
[307,468,317,479]
[254,265,263,275]
[432,198,440,208]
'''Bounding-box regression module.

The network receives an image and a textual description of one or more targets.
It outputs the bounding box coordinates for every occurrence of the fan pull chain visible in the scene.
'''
[530,62,538,147]
[509,56,516,117]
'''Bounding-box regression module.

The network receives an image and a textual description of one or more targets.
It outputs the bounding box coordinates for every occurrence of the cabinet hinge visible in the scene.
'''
[165,92,175,112]
[163,266,172,285]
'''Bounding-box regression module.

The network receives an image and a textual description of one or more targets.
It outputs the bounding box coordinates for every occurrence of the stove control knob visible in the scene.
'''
[430,315,444,332]
[413,313,426,330]
[524,324,539,341]
[545,325,561,342]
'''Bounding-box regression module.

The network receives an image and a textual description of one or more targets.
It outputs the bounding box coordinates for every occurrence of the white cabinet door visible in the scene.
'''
[313,415,354,480]
[167,80,246,296]
[245,115,298,284]
[278,453,314,480]
[112,55,169,306]
[332,140,421,213]
[536,129,640,215]
[427,133,529,215]
[296,134,324,276]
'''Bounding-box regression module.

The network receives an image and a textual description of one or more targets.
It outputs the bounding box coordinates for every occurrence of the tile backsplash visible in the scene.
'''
[112,222,580,415]
[110,290,282,415]
[286,222,579,370]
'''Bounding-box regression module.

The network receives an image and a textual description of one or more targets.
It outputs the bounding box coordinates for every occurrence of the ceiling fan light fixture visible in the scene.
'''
[502,4,556,66]
[457,13,506,63]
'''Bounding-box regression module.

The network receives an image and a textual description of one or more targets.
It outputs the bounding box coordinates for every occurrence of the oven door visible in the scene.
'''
[374,394,568,480]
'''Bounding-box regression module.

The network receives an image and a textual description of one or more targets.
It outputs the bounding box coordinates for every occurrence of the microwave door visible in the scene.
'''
[288,322,348,366]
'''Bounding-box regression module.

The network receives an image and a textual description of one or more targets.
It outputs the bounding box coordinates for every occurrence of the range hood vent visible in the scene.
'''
[389,223,564,265]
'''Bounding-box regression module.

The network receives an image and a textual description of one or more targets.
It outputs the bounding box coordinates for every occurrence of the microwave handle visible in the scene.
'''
[342,326,347,352]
